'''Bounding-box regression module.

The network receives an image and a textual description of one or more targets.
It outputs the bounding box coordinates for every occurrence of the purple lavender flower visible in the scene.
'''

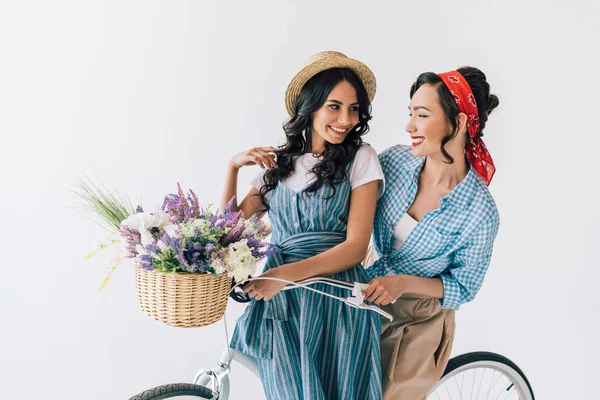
[161,183,201,224]
[223,197,234,214]
[187,189,200,219]
[184,242,202,265]
[118,226,141,258]
[145,244,160,255]
[208,213,219,227]
[138,254,154,270]
[263,246,277,258]
[119,186,276,276]
[161,233,189,271]
[245,236,268,258]
[162,194,177,211]
[245,237,262,248]
[212,209,242,230]
[221,223,245,246]
[135,205,144,213]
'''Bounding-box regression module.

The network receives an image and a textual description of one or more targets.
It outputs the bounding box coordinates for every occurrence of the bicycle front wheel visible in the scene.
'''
[128,383,215,400]
[427,351,535,400]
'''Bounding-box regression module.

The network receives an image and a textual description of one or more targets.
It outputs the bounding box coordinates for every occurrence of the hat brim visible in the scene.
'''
[285,55,376,116]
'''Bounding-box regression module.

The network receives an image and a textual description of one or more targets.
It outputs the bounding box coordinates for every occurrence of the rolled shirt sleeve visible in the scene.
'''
[438,215,500,310]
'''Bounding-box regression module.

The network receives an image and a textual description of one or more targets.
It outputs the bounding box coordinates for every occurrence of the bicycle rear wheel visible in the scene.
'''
[427,351,535,400]
[128,383,215,400]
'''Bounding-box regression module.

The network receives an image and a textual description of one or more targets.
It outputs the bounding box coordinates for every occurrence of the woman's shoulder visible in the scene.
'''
[350,145,385,196]
[355,143,380,161]
[378,144,414,167]
[468,174,500,227]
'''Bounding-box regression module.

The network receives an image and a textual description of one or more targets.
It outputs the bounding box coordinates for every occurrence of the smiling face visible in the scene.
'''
[310,80,360,153]
[406,83,457,158]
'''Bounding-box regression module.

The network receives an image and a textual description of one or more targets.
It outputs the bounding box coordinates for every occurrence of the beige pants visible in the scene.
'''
[380,294,456,400]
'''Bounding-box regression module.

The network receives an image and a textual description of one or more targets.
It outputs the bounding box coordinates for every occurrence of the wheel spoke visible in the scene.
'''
[444,381,453,398]
[476,367,485,399]
[452,373,465,400]
[482,370,506,400]
[429,354,532,400]
[470,368,477,400]
[499,384,517,400]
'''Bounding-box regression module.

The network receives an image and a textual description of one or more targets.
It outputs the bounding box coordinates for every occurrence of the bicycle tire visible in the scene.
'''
[430,351,535,400]
[128,383,215,400]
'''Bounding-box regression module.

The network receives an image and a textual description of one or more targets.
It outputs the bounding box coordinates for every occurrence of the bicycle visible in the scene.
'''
[129,276,535,400]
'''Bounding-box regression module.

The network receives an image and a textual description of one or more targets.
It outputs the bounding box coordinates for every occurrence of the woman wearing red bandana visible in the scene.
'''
[363,67,500,399]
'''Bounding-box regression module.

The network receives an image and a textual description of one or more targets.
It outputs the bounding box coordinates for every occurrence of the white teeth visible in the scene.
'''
[330,126,347,133]
[412,137,424,144]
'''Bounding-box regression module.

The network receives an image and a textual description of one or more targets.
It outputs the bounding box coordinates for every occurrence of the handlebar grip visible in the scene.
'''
[357,282,397,304]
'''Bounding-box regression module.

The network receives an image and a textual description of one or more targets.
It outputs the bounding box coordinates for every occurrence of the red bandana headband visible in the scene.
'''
[438,71,496,186]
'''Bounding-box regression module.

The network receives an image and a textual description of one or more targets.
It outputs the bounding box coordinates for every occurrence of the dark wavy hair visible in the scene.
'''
[409,66,500,163]
[257,68,373,209]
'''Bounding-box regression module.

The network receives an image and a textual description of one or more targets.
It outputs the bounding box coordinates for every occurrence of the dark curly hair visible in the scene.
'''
[409,66,500,164]
[258,67,373,209]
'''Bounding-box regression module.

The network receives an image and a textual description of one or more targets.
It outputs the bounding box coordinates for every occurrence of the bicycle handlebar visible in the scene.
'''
[231,276,393,321]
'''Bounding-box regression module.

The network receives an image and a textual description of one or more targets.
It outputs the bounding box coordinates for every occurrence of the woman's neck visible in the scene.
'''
[421,153,469,190]
[311,132,325,154]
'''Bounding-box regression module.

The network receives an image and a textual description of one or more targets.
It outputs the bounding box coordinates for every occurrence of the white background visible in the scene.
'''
[1,0,598,399]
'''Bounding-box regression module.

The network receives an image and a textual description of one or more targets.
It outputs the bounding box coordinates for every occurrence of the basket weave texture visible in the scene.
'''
[134,263,232,328]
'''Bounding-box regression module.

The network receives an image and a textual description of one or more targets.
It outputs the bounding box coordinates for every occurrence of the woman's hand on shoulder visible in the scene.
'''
[229,146,279,170]
[363,275,407,306]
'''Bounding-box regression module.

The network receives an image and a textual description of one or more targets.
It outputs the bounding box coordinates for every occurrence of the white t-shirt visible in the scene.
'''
[392,213,419,249]
[364,213,418,268]
[251,144,385,200]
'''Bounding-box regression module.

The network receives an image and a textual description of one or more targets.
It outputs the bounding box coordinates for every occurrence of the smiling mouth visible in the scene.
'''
[329,125,348,135]
[412,136,424,147]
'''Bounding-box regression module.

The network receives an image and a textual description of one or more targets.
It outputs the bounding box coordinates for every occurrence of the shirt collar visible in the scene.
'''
[402,153,426,174]
[444,166,478,210]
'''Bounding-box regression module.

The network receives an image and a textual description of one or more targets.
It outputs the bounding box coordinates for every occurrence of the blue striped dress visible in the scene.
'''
[230,159,382,400]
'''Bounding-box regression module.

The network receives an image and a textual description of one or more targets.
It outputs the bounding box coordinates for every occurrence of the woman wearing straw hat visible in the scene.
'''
[220,51,385,399]
[362,67,501,399]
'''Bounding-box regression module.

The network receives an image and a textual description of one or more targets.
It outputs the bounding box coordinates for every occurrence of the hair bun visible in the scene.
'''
[486,94,500,115]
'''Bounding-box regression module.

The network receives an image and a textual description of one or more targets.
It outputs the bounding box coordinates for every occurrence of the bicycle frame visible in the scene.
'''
[192,276,391,399]
[132,278,535,400]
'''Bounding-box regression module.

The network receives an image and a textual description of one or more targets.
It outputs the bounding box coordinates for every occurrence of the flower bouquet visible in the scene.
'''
[74,179,272,327]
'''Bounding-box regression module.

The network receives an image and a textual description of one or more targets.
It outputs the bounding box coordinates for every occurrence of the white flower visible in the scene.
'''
[180,218,208,237]
[223,239,258,282]
[121,206,170,231]
[121,206,171,247]
[210,254,227,275]
[157,239,169,252]
[242,218,269,239]
[139,229,155,247]
[135,244,148,256]
[163,224,179,237]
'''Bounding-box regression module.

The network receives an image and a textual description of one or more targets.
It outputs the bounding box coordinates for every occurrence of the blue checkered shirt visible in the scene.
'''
[367,145,500,310]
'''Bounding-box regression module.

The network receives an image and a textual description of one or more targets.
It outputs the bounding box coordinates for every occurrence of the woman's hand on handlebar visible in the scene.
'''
[243,268,288,301]
[363,275,407,306]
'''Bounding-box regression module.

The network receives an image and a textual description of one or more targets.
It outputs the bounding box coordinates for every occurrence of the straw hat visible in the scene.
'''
[284,51,376,116]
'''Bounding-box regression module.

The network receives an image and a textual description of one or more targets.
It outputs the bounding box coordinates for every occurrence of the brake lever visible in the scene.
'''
[355,282,396,304]
[230,280,252,303]
[361,304,394,321]
[346,282,394,321]
[342,298,394,321]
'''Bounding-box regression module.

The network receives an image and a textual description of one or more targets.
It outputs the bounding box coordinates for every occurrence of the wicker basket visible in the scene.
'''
[134,264,232,328]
